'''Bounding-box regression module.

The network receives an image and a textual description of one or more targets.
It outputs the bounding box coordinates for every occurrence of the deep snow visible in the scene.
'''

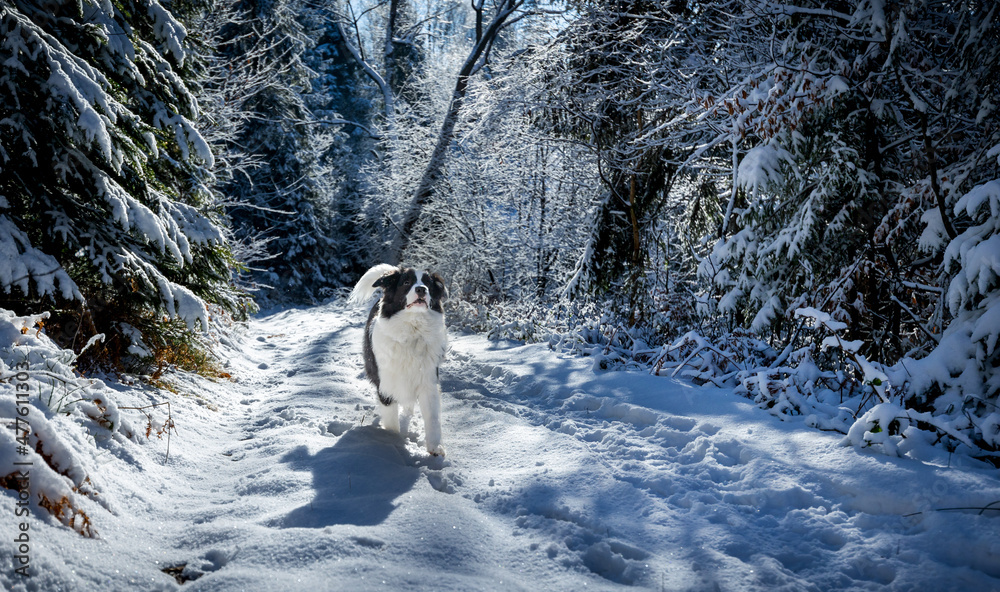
[3,301,1000,591]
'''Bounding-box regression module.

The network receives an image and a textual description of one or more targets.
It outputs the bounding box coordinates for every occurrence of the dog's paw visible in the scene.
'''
[427,444,446,457]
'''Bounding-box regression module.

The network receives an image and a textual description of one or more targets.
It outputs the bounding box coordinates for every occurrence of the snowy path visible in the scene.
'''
[8,302,1000,591]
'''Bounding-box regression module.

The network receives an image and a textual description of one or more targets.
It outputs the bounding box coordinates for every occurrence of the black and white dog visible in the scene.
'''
[349,264,449,455]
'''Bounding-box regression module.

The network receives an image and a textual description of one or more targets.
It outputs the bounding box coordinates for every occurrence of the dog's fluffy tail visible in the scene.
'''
[347,264,398,306]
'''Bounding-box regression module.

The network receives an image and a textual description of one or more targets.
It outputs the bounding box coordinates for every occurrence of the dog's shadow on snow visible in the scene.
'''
[276,425,419,528]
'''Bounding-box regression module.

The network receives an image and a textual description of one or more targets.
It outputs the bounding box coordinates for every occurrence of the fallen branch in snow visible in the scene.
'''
[669,342,746,379]
[903,500,1000,518]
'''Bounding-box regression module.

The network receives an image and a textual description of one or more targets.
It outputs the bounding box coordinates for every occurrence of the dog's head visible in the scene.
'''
[374,267,447,316]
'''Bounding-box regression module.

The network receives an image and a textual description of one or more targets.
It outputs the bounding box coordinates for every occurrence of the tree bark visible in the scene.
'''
[922,114,957,241]
[336,22,394,131]
[386,76,470,264]
[387,0,522,264]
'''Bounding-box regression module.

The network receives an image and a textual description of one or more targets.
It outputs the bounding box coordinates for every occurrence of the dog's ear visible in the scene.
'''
[430,272,448,301]
[372,268,400,289]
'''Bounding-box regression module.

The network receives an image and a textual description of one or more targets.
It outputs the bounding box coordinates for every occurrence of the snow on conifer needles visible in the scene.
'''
[0,0,246,365]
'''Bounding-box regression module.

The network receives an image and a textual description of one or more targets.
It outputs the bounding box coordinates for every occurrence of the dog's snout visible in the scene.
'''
[415,285,427,297]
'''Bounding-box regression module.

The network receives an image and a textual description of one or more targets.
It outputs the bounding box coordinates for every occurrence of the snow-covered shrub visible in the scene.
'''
[461,288,999,462]
[449,299,598,348]
[0,309,147,537]
[728,308,879,434]
[653,330,775,387]
[732,307,1000,463]
[449,297,695,372]
[881,175,1000,455]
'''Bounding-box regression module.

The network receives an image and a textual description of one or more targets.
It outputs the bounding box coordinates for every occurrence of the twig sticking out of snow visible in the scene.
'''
[118,401,177,464]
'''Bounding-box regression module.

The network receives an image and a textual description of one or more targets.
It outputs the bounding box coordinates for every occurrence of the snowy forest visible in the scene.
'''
[3,0,998,457]
[2,0,1000,587]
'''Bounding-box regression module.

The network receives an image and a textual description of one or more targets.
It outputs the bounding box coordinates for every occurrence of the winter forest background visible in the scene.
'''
[1,0,999,464]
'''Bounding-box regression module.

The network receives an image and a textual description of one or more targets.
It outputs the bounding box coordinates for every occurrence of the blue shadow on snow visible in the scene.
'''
[277,425,419,528]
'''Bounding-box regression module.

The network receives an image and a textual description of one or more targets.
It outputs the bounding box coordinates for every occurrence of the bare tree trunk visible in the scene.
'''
[384,0,414,98]
[385,0,400,76]
[387,78,468,264]
[922,113,957,240]
[386,0,523,264]
[336,21,395,132]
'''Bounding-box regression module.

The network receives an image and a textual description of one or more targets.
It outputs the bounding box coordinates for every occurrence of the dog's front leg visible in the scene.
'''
[378,396,401,433]
[420,385,444,456]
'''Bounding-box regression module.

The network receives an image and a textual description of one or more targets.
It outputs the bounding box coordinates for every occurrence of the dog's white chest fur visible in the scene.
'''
[369,310,447,405]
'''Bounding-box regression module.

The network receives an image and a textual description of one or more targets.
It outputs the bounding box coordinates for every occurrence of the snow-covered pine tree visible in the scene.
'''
[874,0,1000,449]
[690,1,880,346]
[218,0,343,304]
[684,0,999,453]
[0,0,245,369]
[695,0,998,361]
[299,0,376,281]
